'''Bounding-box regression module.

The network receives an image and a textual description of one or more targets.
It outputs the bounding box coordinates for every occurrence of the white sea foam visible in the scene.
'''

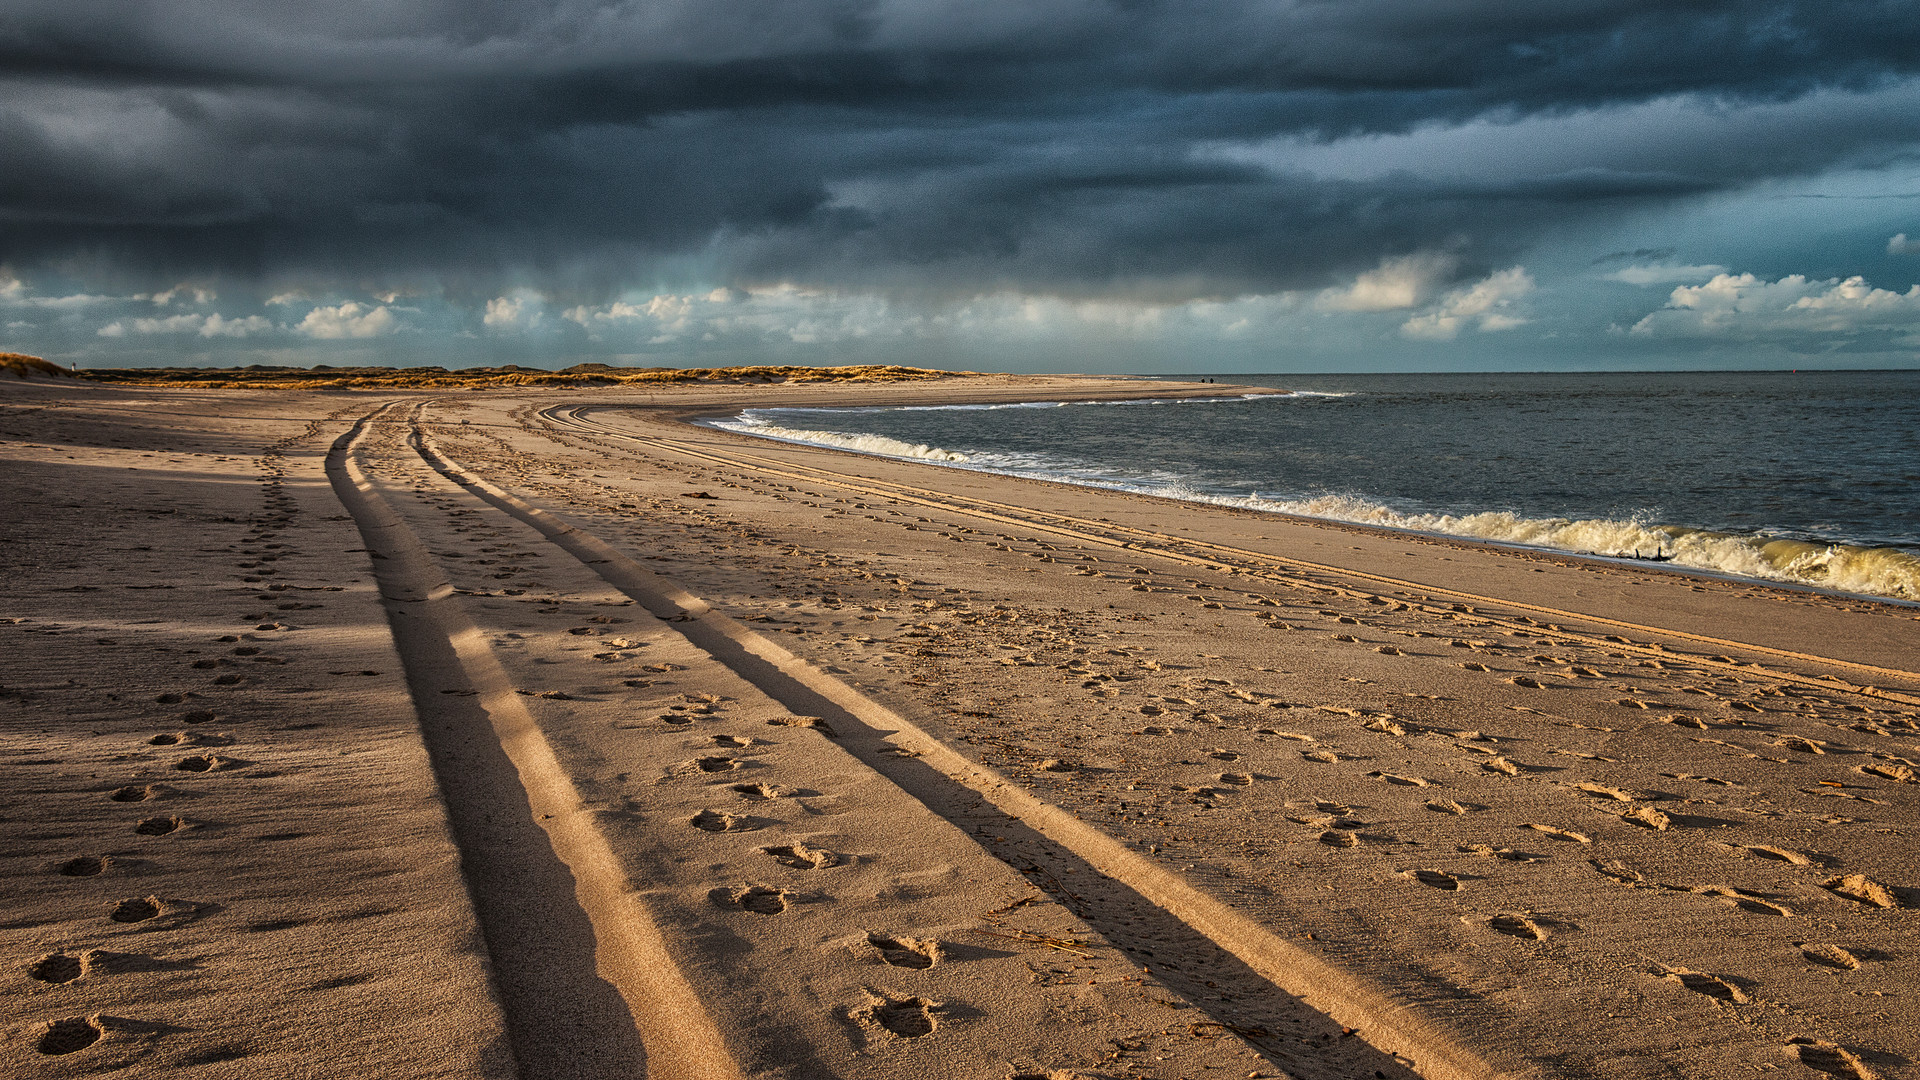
[1130,488,1920,601]
[708,409,1920,602]
[709,417,970,462]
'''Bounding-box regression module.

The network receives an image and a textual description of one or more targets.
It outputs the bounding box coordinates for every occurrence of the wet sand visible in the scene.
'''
[4,373,1917,1080]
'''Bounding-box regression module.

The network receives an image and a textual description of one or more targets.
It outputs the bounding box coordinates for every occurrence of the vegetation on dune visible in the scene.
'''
[0,353,73,379]
[67,362,968,389]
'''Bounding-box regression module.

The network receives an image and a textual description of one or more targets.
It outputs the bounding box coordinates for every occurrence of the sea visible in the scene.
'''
[703,370,1920,603]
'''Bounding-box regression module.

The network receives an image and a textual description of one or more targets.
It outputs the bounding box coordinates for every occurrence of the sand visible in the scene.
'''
[3,372,1916,1080]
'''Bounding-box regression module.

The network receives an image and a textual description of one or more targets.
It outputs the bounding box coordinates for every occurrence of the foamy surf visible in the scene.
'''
[709,416,970,462]
[709,410,1920,602]
[1171,491,1920,601]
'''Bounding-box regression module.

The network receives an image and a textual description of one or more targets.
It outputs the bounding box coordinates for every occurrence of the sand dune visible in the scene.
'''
[4,371,1915,1079]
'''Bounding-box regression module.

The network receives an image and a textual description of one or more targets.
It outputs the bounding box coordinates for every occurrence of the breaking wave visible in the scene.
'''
[1155,489,1920,601]
[708,416,970,462]
[706,401,1920,603]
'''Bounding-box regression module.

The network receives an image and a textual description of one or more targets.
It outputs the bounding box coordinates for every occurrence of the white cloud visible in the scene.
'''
[142,284,217,306]
[296,302,396,339]
[197,313,271,337]
[1316,253,1455,312]
[1604,264,1728,285]
[265,291,310,306]
[0,273,23,301]
[1630,272,1920,337]
[1891,233,1920,255]
[483,292,546,330]
[18,292,118,310]
[1401,267,1534,340]
[101,312,273,337]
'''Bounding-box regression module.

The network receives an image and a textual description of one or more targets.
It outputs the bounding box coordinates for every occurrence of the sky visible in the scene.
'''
[5,1,1920,373]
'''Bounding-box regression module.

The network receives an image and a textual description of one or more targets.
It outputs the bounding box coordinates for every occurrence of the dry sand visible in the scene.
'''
[4,372,1917,1080]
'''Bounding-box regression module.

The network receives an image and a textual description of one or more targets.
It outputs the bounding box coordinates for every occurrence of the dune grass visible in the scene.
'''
[71,362,968,390]
[0,353,72,379]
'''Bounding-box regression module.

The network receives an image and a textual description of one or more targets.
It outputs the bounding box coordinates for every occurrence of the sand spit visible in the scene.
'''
[4,372,1917,1079]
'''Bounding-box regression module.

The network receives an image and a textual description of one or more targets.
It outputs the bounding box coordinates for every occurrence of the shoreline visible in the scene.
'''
[673,384,1920,611]
[4,375,1916,1080]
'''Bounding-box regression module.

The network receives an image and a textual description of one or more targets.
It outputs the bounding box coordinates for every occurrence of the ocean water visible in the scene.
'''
[704,371,1920,602]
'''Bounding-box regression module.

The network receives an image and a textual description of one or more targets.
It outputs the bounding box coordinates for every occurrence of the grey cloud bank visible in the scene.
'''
[4,1,1920,370]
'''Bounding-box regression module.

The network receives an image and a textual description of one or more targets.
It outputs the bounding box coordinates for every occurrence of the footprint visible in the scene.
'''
[731,783,796,801]
[690,810,756,833]
[109,785,158,803]
[1573,783,1635,802]
[868,933,941,969]
[1695,885,1793,916]
[1367,771,1429,787]
[1664,772,1740,786]
[769,715,834,735]
[1482,757,1520,775]
[709,735,750,748]
[1302,750,1340,763]
[174,754,236,773]
[1784,1038,1883,1080]
[858,992,938,1038]
[1218,773,1253,786]
[1858,763,1916,783]
[763,843,839,869]
[110,897,161,923]
[1799,943,1862,970]
[134,816,186,836]
[1523,824,1592,844]
[692,756,740,773]
[1405,869,1460,890]
[1723,843,1816,866]
[1617,805,1672,831]
[1775,736,1826,755]
[36,1017,103,1056]
[1589,858,1643,884]
[27,954,84,984]
[1488,914,1548,940]
[58,856,108,877]
[1426,799,1482,814]
[1650,963,1750,1003]
[1209,750,1240,762]
[710,885,790,914]
[1460,844,1544,862]
[1821,874,1898,909]
[1318,830,1359,847]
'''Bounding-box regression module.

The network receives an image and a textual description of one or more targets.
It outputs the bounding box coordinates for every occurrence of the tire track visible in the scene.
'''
[327,404,744,1080]
[410,407,1515,1080]
[539,404,1920,708]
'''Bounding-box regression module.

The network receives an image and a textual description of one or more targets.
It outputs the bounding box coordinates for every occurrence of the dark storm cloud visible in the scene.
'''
[4,0,1919,298]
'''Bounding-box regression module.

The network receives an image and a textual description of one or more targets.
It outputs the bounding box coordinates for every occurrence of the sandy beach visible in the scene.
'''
[5,371,1917,1080]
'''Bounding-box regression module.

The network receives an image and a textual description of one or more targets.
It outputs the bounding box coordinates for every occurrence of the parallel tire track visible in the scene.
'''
[329,405,744,1080]
[414,407,1520,1080]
